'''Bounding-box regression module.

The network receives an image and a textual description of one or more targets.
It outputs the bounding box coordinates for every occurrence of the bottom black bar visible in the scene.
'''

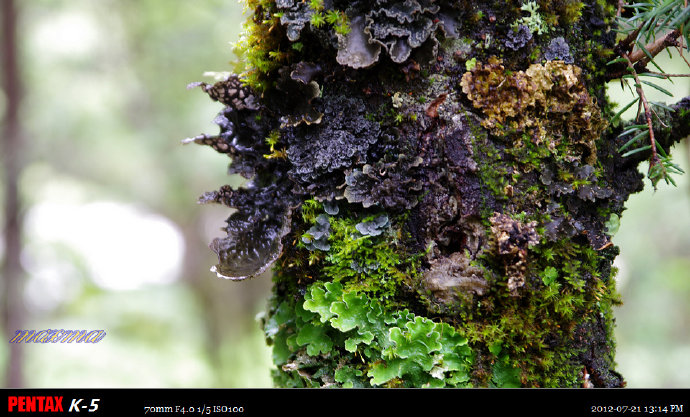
[3,388,688,416]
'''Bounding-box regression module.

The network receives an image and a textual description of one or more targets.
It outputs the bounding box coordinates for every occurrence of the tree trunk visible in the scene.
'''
[189,0,690,387]
[2,0,25,388]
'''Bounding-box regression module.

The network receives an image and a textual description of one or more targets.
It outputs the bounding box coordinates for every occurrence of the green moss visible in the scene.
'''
[536,0,585,26]
[299,203,421,302]
[233,0,286,91]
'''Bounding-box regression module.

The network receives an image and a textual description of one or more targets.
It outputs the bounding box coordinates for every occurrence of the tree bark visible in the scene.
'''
[189,0,689,387]
[2,0,25,388]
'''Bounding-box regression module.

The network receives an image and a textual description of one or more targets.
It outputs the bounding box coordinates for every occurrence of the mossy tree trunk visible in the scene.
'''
[189,0,690,387]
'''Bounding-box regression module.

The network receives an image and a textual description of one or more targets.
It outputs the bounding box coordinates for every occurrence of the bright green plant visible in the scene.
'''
[265,280,477,387]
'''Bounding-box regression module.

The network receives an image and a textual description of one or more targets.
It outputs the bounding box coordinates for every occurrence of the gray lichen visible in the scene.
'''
[343,154,424,210]
[355,214,390,236]
[544,37,573,64]
[286,95,382,198]
[505,24,532,51]
[336,16,382,69]
[334,0,463,68]
[276,0,313,42]
[303,214,331,251]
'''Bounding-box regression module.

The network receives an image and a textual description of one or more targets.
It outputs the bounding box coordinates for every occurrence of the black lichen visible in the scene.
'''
[187,75,260,111]
[199,182,295,280]
[285,94,383,199]
[343,154,424,210]
[267,64,323,127]
[505,24,533,51]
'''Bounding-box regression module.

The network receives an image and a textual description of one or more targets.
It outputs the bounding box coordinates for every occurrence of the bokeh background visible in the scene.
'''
[1,0,688,388]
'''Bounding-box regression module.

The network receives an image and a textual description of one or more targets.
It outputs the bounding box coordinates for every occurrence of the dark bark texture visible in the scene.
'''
[189,0,690,387]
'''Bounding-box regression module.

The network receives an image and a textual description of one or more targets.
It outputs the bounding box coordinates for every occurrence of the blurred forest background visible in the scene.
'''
[1,0,688,388]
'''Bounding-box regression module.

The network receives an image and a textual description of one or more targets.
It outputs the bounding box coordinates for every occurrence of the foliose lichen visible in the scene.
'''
[489,212,540,295]
[460,58,606,165]
[286,95,382,195]
[513,0,549,35]
[302,214,331,251]
[505,24,533,51]
[344,154,425,210]
[355,214,390,236]
[544,36,573,64]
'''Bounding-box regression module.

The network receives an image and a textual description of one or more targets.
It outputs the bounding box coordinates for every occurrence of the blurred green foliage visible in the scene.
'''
[2,0,273,387]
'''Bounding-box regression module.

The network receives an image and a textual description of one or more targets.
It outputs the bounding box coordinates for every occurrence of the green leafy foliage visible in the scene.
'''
[296,322,333,356]
[488,342,522,387]
[266,280,475,387]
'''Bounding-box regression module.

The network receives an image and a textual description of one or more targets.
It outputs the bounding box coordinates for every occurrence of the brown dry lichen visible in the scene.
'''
[461,59,606,164]
[489,212,539,295]
[423,251,488,305]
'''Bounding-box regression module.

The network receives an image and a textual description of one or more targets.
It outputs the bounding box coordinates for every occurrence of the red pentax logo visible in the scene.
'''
[8,396,64,412]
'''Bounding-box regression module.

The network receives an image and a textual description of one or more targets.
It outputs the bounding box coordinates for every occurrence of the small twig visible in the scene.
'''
[622,52,661,175]
[643,71,690,77]
[676,45,690,67]
[680,0,690,57]
[627,29,681,67]
[616,24,642,56]
[617,0,625,18]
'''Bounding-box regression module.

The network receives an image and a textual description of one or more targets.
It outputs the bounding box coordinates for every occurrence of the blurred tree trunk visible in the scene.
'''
[2,0,25,388]
[191,0,690,387]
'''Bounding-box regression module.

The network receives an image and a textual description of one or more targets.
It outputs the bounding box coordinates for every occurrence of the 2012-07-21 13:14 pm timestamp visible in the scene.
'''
[590,404,685,414]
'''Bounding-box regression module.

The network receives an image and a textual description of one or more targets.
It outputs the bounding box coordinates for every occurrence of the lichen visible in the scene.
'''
[199,184,294,280]
[514,0,549,35]
[461,58,606,165]
[505,24,533,51]
[355,214,390,236]
[302,214,331,251]
[544,36,573,64]
[192,0,629,389]
[269,64,324,127]
[334,0,464,68]
[187,75,260,111]
[422,251,488,305]
[285,94,383,199]
[336,16,381,69]
[343,154,425,210]
[489,212,539,295]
